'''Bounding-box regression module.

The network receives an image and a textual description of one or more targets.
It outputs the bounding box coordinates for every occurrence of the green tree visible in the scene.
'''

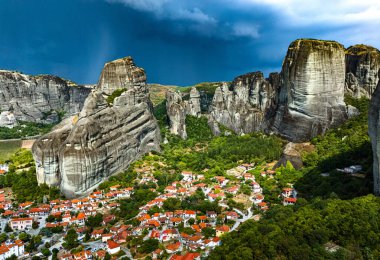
[163,198,182,211]
[202,227,216,238]
[138,239,159,254]
[4,223,12,233]
[0,233,7,243]
[63,229,79,250]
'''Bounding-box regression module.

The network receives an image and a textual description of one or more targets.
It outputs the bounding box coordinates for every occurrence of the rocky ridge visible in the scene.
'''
[0,70,91,126]
[32,57,161,198]
[167,39,357,142]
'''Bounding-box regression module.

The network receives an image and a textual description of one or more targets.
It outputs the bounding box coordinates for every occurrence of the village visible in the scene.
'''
[0,160,301,260]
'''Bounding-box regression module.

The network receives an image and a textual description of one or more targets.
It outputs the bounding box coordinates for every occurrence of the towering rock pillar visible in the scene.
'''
[271,39,351,141]
[345,45,380,98]
[369,81,380,195]
[166,87,201,139]
[33,57,161,198]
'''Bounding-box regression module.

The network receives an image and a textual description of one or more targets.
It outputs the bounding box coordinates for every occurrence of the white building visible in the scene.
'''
[9,218,33,231]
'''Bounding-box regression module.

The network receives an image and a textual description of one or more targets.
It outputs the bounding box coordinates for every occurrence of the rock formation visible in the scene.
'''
[369,80,380,196]
[271,39,352,141]
[208,72,277,135]
[0,70,91,124]
[33,57,161,198]
[345,45,380,98]
[166,87,201,139]
[166,91,188,139]
[274,142,314,170]
[0,111,17,128]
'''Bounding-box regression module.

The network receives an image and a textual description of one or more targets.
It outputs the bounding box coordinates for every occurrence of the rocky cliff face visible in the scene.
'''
[369,80,380,196]
[345,45,380,98]
[208,72,277,135]
[0,70,91,124]
[98,57,146,95]
[166,87,201,139]
[271,39,352,141]
[33,57,161,198]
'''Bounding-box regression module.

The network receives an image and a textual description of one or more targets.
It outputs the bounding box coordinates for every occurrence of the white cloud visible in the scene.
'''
[237,0,380,25]
[232,23,260,39]
[106,0,169,13]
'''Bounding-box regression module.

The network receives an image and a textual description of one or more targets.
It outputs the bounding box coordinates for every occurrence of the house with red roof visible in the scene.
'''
[106,240,120,255]
[170,252,201,260]
[165,241,181,254]
[283,197,297,206]
[216,225,230,237]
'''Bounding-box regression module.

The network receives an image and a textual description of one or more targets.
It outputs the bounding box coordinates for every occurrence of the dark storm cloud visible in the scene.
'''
[0,0,379,85]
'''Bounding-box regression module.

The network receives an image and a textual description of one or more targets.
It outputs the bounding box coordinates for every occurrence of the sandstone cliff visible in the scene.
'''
[33,57,161,198]
[369,80,380,196]
[271,39,352,141]
[166,87,201,139]
[345,45,380,98]
[0,70,91,125]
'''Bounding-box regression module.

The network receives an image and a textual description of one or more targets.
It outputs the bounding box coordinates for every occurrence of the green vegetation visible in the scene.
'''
[297,96,372,199]
[0,140,21,162]
[0,149,60,202]
[115,189,158,220]
[185,115,213,141]
[106,88,127,104]
[0,121,54,139]
[209,195,380,259]
[63,229,79,250]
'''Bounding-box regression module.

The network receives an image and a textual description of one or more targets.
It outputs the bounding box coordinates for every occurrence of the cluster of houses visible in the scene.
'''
[0,240,25,259]
[0,161,302,259]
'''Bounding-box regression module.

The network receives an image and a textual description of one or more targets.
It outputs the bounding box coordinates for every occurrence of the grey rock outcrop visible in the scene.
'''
[208,72,277,135]
[271,39,352,141]
[0,111,17,128]
[369,80,380,195]
[98,57,146,95]
[186,87,201,116]
[274,142,314,170]
[166,87,201,139]
[345,45,380,98]
[33,57,161,198]
[0,70,91,123]
[166,90,188,139]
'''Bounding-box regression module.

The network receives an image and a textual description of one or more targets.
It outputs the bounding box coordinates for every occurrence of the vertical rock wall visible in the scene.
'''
[271,39,351,141]
[32,57,161,198]
[345,45,380,98]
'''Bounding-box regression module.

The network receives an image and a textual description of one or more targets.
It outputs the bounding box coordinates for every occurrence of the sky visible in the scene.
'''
[1,0,380,86]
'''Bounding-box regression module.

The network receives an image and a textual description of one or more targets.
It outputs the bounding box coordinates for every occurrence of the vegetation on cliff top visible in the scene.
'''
[106,88,127,104]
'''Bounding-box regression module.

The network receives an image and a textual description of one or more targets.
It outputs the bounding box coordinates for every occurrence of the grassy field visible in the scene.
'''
[0,140,21,162]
